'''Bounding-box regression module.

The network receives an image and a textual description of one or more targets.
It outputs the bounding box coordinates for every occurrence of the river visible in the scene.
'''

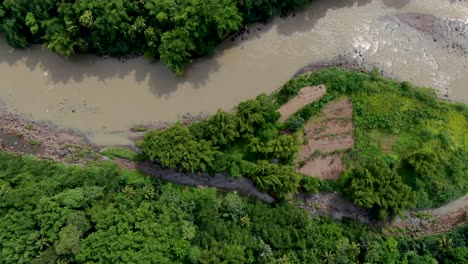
[0,0,467,145]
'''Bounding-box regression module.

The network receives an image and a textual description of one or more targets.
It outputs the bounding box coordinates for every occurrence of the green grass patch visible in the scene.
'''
[26,140,41,146]
[132,126,148,132]
[24,124,35,131]
[101,146,140,162]
[121,169,153,186]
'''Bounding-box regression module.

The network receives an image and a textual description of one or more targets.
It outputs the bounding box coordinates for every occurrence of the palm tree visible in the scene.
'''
[56,259,70,264]
[121,185,136,199]
[323,251,335,264]
[347,241,360,259]
[240,215,251,226]
[438,236,453,252]
[142,184,156,201]
[36,235,50,250]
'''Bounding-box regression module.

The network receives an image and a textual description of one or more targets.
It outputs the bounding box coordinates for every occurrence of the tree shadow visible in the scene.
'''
[0,36,220,98]
[136,161,276,203]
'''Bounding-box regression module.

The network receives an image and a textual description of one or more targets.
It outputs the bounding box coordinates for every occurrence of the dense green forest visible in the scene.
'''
[140,69,468,220]
[0,152,467,263]
[0,0,311,74]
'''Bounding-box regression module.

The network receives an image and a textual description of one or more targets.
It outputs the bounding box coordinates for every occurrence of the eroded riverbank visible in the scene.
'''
[0,0,467,145]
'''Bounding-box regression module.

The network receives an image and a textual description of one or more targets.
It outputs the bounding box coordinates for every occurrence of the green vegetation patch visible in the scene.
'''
[0,151,466,263]
[100,146,140,162]
[139,95,303,198]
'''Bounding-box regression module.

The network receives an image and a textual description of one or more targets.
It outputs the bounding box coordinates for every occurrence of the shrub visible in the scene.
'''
[242,160,302,198]
[339,160,415,220]
[285,115,305,131]
[247,134,300,164]
[139,123,219,173]
[236,94,280,137]
[302,176,320,194]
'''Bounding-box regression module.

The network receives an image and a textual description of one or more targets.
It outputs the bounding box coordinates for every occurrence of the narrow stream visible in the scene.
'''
[0,0,467,145]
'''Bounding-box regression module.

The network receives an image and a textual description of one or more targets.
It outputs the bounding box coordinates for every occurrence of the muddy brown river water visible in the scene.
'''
[0,0,467,145]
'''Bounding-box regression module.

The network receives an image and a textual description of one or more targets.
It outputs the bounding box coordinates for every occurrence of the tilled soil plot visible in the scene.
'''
[297,97,354,180]
[298,154,345,180]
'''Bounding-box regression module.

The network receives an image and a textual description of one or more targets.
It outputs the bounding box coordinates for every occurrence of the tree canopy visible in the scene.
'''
[0,0,312,74]
[1,152,466,263]
[339,160,415,221]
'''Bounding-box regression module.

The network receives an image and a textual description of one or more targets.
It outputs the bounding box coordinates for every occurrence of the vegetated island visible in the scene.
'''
[1,68,466,263]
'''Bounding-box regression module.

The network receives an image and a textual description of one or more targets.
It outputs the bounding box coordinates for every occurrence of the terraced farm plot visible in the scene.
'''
[296,97,355,180]
[297,154,345,180]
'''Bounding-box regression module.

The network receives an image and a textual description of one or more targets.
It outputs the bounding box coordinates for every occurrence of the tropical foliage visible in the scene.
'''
[0,0,313,74]
[1,152,466,263]
[140,94,302,197]
[139,123,220,173]
[241,160,302,198]
[339,160,415,221]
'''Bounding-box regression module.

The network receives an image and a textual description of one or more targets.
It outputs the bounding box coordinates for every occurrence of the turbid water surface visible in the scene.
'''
[0,0,467,144]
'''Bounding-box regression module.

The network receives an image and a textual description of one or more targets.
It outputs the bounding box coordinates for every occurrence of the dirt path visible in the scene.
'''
[387,195,467,237]
[296,193,467,238]
[433,195,468,217]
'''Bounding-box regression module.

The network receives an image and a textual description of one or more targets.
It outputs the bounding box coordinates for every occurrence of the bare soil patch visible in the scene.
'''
[298,154,345,180]
[304,117,353,138]
[278,85,327,122]
[297,97,354,180]
[294,192,370,223]
[322,97,353,119]
[0,111,100,164]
